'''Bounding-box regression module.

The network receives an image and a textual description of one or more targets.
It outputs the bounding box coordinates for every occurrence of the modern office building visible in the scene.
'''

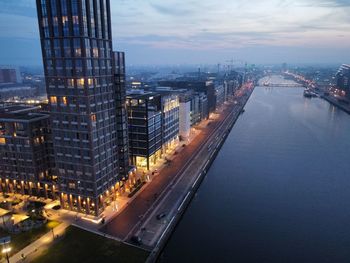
[335,64,350,98]
[178,90,208,140]
[126,92,162,170]
[160,93,179,153]
[198,92,209,121]
[0,106,55,198]
[215,84,225,109]
[37,0,120,215]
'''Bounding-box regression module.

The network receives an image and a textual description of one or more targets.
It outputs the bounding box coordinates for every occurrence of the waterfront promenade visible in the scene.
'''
[101,83,254,257]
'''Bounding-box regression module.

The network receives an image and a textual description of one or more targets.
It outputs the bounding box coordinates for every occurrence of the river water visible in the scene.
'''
[159,76,350,263]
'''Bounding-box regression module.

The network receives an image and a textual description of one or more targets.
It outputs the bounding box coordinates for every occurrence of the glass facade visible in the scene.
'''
[127,94,162,170]
[37,0,119,215]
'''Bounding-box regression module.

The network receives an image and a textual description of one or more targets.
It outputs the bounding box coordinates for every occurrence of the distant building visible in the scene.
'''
[178,90,208,140]
[215,84,225,109]
[158,80,216,113]
[0,106,55,198]
[179,94,191,139]
[0,67,21,84]
[335,64,350,98]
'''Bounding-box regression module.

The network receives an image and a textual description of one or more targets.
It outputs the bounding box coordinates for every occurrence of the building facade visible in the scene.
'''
[0,106,55,199]
[37,0,120,215]
[0,67,20,84]
[335,64,350,98]
[113,51,130,177]
[158,80,216,113]
[161,93,179,153]
[126,92,162,170]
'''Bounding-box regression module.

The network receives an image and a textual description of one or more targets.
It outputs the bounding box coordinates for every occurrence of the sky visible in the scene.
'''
[0,0,350,67]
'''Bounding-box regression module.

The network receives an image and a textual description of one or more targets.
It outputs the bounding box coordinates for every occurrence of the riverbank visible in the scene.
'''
[159,84,350,263]
[145,83,255,263]
[321,94,350,114]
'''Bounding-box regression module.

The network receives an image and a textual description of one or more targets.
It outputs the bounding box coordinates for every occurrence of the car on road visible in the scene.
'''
[156,213,167,220]
[52,205,61,210]
[131,235,142,245]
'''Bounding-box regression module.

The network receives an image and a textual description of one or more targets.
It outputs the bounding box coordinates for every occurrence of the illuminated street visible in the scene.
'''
[101,83,254,250]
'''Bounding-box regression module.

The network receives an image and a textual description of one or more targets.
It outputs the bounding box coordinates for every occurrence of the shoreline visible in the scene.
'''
[321,94,350,114]
[146,85,255,263]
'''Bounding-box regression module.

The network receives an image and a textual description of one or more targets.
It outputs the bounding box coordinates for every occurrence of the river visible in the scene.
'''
[158,75,350,263]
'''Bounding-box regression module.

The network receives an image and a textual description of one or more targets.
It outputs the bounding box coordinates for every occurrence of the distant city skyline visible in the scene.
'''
[1,0,350,66]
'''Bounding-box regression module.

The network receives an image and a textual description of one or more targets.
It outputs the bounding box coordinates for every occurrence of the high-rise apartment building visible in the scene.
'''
[113,51,130,177]
[37,0,119,215]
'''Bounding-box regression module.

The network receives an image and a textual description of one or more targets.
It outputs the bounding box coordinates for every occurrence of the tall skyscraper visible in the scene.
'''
[113,51,130,177]
[37,0,119,216]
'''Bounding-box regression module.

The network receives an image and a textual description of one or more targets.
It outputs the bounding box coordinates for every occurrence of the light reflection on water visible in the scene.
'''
[159,83,350,263]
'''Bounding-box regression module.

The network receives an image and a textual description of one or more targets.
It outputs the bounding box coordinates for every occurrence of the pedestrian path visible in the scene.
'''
[8,222,69,263]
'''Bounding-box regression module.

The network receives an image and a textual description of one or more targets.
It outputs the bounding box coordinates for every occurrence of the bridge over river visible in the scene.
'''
[258,75,305,88]
[263,83,305,88]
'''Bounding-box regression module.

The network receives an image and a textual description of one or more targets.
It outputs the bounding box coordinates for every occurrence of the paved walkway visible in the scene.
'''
[8,222,69,263]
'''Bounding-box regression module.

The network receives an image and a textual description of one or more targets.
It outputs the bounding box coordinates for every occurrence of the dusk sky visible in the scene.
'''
[0,0,350,66]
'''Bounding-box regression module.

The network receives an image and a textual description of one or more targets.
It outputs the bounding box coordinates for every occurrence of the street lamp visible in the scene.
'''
[2,246,11,263]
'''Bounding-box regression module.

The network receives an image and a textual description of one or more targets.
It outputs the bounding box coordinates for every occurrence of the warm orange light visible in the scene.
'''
[62,97,67,105]
[50,96,57,104]
[77,78,85,86]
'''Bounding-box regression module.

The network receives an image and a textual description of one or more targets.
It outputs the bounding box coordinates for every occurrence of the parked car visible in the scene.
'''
[156,213,166,220]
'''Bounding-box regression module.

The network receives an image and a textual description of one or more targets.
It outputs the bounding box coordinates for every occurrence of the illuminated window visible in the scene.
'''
[75,48,81,57]
[0,138,5,144]
[68,79,74,87]
[62,16,68,25]
[87,78,93,85]
[50,96,57,104]
[68,183,76,189]
[91,114,96,122]
[92,48,99,58]
[77,78,85,87]
[34,137,40,145]
[62,97,68,105]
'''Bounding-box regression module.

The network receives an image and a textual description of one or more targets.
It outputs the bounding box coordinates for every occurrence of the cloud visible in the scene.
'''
[1,0,350,65]
[150,3,194,16]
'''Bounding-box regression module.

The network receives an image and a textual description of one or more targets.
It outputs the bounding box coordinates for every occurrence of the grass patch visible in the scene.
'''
[0,220,60,259]
[32,226,149,263]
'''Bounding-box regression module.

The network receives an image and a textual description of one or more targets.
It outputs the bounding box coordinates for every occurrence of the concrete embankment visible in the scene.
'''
[322,95,350,114]
[146,87,255,263]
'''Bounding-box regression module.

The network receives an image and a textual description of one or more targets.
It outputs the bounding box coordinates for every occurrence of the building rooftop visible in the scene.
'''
[0,111,49,122]
[0,105,41,114]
